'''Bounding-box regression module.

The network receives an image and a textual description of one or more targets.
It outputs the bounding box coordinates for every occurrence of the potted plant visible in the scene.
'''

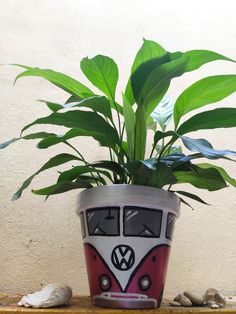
[1,39,236,309]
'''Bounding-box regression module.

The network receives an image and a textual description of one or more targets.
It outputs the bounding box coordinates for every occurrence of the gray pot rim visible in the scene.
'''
[76,184,180,218]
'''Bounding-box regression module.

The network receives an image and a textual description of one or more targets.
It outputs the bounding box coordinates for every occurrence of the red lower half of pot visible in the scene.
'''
[84,243,171,309]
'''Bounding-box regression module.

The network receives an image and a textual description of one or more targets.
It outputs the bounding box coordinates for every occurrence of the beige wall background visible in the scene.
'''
[1,0,236,297]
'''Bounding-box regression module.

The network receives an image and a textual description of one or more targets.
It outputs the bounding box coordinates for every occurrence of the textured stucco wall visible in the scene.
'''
[1,0,236,297]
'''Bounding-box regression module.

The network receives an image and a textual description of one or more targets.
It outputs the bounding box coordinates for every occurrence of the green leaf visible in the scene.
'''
[173,166,227,191]
[0,132,55,149]
[173,190,209,205]
[153,131,177,147]
[131,55,170,104]
[174,75,236,126]
[181,136,236,159]
[151,95,174,130]
[197,163,236,187]
[32,180,92,196]
[80,55,118,99]
[138,55,187,115]
[91,161,126,181]
[125,39,167,105]
[21,110,120,148]
[132,39,167,73]
[134,105,146,160]
[12,154,81,200]
[169,49,235,71]
[65,96,112,120]
[57,166,113,183]
[177,108,236,135]
[122,94,136,160]
[140,50,235,117]
[14,65,94,98]
[38,100,64,112]
[126,159,176,188]
[65,95,82,104]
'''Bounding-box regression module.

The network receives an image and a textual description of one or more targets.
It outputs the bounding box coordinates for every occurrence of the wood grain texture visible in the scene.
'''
[1,294,236,314]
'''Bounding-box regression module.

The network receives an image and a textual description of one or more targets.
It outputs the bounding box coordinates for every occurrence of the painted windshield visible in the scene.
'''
[86,207,120,236]
[166,213,176,240]
[123,206,162,238]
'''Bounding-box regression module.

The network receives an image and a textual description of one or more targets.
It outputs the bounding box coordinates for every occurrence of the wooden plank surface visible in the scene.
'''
[1,294,236,314]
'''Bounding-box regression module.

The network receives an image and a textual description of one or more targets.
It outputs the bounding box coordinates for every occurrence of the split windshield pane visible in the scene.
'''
[124,206,162,238]
[86,207,120,236]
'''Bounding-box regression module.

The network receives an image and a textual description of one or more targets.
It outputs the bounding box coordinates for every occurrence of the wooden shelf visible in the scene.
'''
[1,294,236,314]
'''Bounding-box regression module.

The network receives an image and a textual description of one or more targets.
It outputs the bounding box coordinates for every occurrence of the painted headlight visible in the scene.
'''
[139,275,151,291]
[99,274,111,291]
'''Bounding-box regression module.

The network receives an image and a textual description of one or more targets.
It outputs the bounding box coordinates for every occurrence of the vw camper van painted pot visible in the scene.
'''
[76,185,180,309]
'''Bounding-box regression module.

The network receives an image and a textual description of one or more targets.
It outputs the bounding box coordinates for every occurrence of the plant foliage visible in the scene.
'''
[2,39,236,206]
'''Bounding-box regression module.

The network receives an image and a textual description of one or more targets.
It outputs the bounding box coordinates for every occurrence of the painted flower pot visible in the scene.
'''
[76,185,180,309]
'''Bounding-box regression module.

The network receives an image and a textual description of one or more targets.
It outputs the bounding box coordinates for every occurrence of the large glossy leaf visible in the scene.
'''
[21,110,120,148]
[124,39,167,104]
[173,166,227,191]
[37,129,84,149]
[63,96,112,120]
[174,75,236,126]
[134,106,146,160]
[139,50,235,117]
[12,154,81,200]
[80,55,118,99]
[123,94,136,160]
[131,55,170,104]
[169,49,234,70]
[0,132,55,149]
[197,163,236,187]
[32,180,92,196]
[14,65,94,98]
[57,166,113,183]
[177,108,236,135]
[138,55,188,116]
[181,136,236,159]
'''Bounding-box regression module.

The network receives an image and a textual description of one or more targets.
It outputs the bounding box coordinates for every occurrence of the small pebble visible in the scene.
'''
[211,303,220,309]
[174,293,192,307]
[207,301,216,307]
[184,291,205,306]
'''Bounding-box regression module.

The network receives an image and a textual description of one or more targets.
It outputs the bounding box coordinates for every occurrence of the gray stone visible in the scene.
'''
[215,292,226,307]
[170,301,181,307]
[174,294,192,307]
[205,288,219,302]
[183,291,205,305]
[205,288,226,308]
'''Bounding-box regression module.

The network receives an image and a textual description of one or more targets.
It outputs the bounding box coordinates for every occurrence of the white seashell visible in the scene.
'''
[18,283,72,308]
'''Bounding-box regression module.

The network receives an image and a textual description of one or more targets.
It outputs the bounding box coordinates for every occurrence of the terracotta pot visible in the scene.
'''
[76,185,180,309]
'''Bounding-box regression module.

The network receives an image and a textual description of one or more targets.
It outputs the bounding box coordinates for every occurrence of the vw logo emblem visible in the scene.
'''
[111,245,135,271]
